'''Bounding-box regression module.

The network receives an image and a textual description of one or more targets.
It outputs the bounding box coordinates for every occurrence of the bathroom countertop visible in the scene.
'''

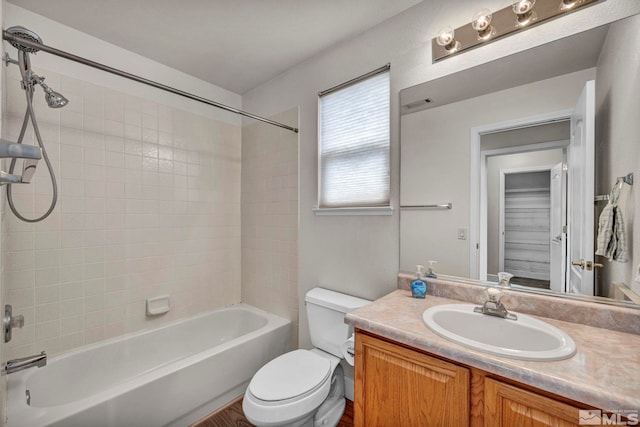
[345,289,640,412]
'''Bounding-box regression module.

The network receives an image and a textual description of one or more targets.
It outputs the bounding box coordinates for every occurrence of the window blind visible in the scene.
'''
[318,68,390,208]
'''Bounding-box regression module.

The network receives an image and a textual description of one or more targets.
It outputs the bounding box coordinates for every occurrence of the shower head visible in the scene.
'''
[5,26,42,53]
[33,77,68,108]
[43,87,68,109]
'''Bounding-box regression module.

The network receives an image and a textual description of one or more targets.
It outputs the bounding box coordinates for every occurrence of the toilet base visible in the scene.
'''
[313,398,345,427]
[313,364,345,427]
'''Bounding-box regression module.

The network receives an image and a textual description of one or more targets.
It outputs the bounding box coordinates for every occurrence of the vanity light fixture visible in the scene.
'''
[432,0,599,62]
[471,8,494,40]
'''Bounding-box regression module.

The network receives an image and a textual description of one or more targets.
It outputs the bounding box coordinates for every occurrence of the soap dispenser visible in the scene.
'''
[411,265,427,298]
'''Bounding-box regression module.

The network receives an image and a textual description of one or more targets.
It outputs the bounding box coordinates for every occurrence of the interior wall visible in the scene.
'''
[400,69,593,276]
[595,14,640,296]
[3,6,242,360]
[241,108,299,348]
[242,0,640,349]
[4,4,241,123]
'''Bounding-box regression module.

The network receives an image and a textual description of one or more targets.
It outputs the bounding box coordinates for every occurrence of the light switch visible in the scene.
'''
[458,227,467,240]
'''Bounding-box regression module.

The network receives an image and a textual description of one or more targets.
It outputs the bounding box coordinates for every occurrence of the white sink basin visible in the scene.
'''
[422,304,576,361]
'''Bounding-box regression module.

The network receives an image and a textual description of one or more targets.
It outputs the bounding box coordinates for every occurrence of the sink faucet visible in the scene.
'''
[5,351,47,374]
[474,288,517,321]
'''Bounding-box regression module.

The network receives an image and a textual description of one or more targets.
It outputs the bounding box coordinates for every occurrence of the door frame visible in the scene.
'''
[469,109,573,281]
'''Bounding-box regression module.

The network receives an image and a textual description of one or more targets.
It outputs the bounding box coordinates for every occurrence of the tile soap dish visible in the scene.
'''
[146,295,170,316]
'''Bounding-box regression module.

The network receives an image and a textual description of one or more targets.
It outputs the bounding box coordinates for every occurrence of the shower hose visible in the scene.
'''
[6,83,58,223]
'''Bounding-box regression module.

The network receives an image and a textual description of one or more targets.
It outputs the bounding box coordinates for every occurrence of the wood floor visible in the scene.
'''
[191,397,354,427]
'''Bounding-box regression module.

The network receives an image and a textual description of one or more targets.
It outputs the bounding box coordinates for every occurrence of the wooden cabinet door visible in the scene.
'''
[355,333,470,427]
[484,378,583,426]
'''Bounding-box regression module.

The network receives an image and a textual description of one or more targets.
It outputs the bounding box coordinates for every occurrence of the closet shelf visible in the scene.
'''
[505,187,550,193]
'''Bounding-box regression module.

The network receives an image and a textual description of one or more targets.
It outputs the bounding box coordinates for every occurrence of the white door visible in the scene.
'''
[566,80,595,295]
[549,162,566,292]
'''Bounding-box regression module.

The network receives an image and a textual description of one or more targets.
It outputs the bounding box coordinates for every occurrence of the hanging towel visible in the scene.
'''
[611,204,627,262]
[595,184,627,262]
[595,202,614,257]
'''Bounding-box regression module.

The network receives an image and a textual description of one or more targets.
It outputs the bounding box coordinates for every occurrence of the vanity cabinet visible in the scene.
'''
[354,331,589,427]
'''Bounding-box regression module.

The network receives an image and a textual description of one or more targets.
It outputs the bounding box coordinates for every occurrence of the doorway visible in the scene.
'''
[471,113,570,291]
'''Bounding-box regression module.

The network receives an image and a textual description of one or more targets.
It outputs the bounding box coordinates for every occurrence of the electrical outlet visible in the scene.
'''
[458,227,467,240]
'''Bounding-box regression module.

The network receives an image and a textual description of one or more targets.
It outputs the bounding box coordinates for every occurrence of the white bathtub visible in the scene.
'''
[7,304,291,427]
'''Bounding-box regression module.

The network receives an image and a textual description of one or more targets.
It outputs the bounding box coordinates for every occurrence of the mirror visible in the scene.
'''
[399,14,639,306]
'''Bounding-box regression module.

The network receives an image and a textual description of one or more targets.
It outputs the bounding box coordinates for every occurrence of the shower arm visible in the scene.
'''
[2,30,299,134]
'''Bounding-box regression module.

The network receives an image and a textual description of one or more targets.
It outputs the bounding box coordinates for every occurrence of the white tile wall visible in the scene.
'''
[3,65,241,359]
[241,109,299,347]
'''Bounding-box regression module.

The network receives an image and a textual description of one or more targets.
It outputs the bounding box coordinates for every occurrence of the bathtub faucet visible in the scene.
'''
[5,351,47,374]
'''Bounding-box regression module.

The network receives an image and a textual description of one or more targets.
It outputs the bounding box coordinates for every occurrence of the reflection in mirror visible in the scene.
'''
[483,124,568,291]
[399,14,640,306]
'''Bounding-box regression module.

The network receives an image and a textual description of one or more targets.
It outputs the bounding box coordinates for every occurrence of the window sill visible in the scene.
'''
[312,206,394,216]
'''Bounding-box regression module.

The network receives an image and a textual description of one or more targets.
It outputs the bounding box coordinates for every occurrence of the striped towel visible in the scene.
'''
[595,202,627,262]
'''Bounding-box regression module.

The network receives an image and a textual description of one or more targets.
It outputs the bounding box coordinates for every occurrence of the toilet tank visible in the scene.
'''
[305,288,370,357]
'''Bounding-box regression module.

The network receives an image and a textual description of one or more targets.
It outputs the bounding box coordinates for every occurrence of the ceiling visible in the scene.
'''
[9,0,422,94]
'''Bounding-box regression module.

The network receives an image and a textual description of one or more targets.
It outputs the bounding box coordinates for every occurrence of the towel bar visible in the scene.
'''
[401,203,452,210]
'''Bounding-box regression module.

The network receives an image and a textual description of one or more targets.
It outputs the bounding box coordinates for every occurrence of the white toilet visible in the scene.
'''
[243,287,369,427]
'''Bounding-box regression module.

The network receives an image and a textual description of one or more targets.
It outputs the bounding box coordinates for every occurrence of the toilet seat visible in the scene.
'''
[248,349,331,402]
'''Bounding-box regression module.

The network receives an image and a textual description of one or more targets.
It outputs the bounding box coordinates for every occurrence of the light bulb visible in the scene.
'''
[472,8,493,39]
[472,9,492,31]
[512,0,536,14]
[512,0,536,25]
[436,27,455,46]
[436,27,459,52]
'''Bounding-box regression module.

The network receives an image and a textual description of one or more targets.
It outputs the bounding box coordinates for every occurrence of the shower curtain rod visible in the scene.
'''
[2,30,299,133]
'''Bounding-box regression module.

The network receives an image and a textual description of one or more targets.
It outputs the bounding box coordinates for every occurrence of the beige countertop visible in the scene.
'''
[345,289,640,412]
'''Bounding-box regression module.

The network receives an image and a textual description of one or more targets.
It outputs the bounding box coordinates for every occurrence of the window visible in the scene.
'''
[317,65,390,211]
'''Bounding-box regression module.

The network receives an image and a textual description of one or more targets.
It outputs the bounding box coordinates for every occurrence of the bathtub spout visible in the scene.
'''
[5,351,46,374]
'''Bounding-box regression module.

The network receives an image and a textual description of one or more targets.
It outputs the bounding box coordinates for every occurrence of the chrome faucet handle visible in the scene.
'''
[4,304,24,343]
[497,272,514,288]
[485,287,503,303]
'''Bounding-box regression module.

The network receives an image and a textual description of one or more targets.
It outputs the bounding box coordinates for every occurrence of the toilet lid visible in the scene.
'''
[249,349,331,402]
